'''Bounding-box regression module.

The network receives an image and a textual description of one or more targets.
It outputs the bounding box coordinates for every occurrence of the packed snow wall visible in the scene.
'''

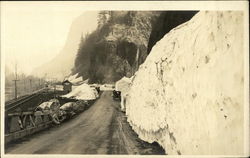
[115,77,132,111]
[126,11,244,155]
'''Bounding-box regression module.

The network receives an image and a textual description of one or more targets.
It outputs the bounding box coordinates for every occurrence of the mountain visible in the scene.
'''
[126,11,244,155]
[72,11,197,84]
[32,12,98,80]
[72,11,160,83]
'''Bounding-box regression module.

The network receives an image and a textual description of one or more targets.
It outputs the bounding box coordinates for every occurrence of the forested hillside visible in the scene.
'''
[73,11,197,83]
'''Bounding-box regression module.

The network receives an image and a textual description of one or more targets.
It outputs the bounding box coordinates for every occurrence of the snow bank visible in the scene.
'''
[71,76,83,84]
[115,77,131,92]
[62,84,98,100]
[115,77,132,111]
[38,99,60,112]
[67,73,78,81]
[66,73,87,85]
[126,11,244,155]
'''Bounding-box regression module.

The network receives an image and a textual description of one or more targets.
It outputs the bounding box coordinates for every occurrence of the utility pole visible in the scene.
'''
[39,78,41,88]
[23,79,26,93]
[52,78,56,98]
[30,79,32,93]
[13,63,19,99]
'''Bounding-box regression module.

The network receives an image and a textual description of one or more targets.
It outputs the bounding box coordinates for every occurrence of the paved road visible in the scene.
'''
[6,91,165,154]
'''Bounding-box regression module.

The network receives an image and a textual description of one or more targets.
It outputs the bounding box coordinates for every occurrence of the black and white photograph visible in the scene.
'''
[0,1,249,157]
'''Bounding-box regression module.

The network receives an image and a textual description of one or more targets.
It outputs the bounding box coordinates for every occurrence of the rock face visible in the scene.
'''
[147,11,198,54]
[126,11,244,155]
[73,11,161,83]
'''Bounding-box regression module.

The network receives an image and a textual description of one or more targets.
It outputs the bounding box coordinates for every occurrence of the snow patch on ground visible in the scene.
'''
[62,84,98,100]
[67,73,78,81]
[126,11,244,155]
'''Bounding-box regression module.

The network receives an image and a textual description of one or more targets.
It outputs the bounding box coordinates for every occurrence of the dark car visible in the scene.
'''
[113,90,121,101]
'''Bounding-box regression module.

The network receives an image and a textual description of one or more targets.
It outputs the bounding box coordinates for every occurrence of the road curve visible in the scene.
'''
[6,91,165,155]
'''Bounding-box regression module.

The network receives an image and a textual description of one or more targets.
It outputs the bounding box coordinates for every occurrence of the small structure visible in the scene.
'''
[62,80,72,93]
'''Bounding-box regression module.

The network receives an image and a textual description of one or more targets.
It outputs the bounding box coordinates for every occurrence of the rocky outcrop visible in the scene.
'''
[73,11,161,83]
[147,11,198,54]
[126,11,244,155]
[73,11,197,83]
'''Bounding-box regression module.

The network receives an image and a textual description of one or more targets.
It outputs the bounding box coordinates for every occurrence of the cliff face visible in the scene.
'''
[73,11,197,83]
[73,11,155,83]
[126,11,244,155]
[73,11,161,83]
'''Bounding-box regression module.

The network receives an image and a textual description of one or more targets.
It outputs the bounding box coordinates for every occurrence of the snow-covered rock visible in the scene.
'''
[62,84,98,100]
[126,11,244,155]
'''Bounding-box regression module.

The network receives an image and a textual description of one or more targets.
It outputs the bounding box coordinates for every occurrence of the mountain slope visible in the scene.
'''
[32,12,98,80]
[73,11,160,83]
[73,11,197,84]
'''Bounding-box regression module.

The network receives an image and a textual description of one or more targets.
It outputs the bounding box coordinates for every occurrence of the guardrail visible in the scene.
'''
[5,111,53,144]
[4,89,59,144]
[5,90,101,144]
[5,93,40,112]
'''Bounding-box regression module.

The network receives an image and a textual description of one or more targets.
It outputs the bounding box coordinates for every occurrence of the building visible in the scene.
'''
[62,80,72,93]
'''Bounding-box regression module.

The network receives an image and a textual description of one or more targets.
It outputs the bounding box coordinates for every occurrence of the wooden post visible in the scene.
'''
[29,115,36,127]
[13,63,19,99]
[22,115,27,128]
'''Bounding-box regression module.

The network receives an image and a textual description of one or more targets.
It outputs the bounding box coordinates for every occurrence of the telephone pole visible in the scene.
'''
[30,79,32,93]
[23,79,26,93]
[13,63,19,99]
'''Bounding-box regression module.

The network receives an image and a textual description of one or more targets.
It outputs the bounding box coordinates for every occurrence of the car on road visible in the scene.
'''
[112,90,121,101]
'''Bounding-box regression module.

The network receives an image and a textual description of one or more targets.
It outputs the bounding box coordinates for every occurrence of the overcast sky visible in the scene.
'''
[1,2,98,74]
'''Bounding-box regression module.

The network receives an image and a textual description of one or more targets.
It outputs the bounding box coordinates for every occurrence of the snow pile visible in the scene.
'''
[126,11,244,155]
[65,73,87,85]
[115,77,132,111]
[67,73,78,81]
[71,76,83,85]
[115,77,132,92]
[62,84,98,100]
[37,99,60,112]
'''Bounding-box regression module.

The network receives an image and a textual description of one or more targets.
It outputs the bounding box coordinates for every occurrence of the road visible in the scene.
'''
[6,91,165,154]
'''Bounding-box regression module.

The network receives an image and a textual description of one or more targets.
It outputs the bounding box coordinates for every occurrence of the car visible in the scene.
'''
[112,90,121,101]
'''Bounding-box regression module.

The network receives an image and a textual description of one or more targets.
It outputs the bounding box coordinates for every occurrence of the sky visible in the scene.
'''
[1,2,98,74]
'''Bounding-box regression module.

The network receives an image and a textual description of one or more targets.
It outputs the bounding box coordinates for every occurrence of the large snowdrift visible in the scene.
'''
[115,77,132,111]
[115,77,132,92]
[126,11,244,155]
[62,84,98,100]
